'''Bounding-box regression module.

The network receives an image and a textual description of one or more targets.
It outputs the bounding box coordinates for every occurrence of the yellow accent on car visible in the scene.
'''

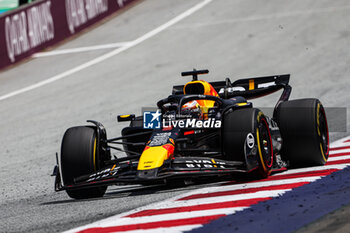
[183,80,211,95]
[137,146,170,170]
[93,138,97,171]
[256,111,270,173]
[320,143,327,163]
[316,103,321,136]
[211,159,217,167]
[249,79,255,90]
[256,128,267,173]
[236,102,248,106]
[120,115,131,118]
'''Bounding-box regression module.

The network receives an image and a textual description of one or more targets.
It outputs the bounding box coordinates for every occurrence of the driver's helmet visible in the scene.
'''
[181,100,202,118]
[182,80,219,118]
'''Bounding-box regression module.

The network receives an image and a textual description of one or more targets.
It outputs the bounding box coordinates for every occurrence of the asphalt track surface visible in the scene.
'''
[0,0,350,232]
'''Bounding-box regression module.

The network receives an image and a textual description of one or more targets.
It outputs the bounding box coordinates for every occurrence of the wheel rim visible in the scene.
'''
[317,104,329,162]
[257,117,273,170]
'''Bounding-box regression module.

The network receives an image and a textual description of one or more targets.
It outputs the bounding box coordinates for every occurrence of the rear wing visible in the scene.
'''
[173,74,291,100]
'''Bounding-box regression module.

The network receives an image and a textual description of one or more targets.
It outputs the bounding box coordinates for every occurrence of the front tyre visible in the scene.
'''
[222,108,273,178]
[61,126,107,199]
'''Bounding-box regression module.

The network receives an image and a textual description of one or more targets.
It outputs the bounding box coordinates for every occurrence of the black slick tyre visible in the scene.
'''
[275,98,329,167]
[223,108,274,178]
[61,126,107,199]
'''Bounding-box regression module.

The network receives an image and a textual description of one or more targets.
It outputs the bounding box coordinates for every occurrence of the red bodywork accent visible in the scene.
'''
[184,130,195,135]
[162,126,173,131]
[162,144,175,156]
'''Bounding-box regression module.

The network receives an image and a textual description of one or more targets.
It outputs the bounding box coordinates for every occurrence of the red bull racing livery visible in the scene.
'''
[53,69,329,199]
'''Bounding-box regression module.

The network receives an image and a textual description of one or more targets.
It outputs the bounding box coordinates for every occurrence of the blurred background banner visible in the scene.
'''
[0,1,36,14]
[0,0,139,70]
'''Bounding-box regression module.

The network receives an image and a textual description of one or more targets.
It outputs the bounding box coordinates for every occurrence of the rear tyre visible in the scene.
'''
[61,126,107,199]
[275,98,329,167]
[223,108,273,178]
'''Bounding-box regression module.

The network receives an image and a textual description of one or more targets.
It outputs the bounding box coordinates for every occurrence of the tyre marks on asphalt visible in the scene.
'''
[64,136,350,233]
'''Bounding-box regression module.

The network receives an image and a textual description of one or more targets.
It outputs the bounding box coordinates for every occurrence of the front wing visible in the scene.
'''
[54,157,251,191]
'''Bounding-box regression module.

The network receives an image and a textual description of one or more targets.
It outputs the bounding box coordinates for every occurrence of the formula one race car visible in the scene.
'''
[53,69,329,199]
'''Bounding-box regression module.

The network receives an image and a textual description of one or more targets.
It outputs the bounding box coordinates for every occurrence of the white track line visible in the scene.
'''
[97,208,246,227]
[150,190,289,209]
[173,5,350,29]
[178,177,319,197]
[33,42,132,57]
[328,155,350,162]
[122,177,319,215]
[64,139,350,233]
[123,226,203,233]
[330,136,350,148]
[80,225,203,233]
[272,164,347,176]
[0,0,213,102]
[329,148,350,155]
[66,225,204,233]
[63,178,320,233]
